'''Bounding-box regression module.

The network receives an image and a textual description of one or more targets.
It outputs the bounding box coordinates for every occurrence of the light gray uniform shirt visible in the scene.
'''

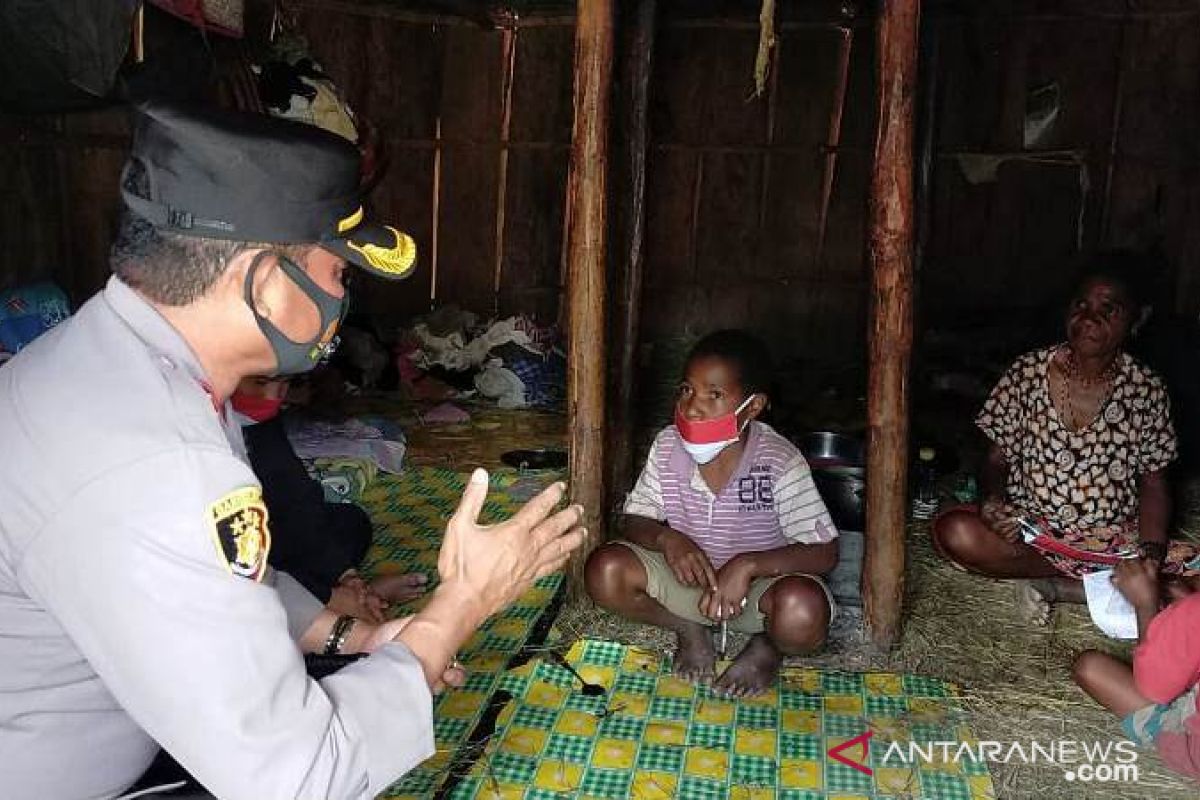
[0,277,434,800]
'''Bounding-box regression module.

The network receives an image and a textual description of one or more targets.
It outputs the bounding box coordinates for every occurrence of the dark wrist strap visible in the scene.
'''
[323,615,356,655]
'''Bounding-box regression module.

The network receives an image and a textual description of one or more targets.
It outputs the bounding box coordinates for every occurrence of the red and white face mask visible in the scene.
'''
[231,392,284,423]
[674,395,755,464]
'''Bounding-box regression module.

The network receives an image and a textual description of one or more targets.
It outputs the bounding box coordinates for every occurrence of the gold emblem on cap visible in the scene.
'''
[348,226,417,277]
[337,206,365,234]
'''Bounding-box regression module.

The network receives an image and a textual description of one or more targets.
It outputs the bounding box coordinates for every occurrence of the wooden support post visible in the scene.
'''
[564,0,614,585]
[607,0,657,525]
[863,0,920,649]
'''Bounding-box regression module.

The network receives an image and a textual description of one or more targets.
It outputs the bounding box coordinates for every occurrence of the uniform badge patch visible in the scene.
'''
[207,487,271,581]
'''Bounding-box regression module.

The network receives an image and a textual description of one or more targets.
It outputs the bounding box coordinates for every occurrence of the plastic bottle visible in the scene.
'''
[911,447,939,520]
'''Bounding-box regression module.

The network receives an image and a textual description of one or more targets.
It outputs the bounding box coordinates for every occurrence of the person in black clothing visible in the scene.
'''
[233,377,425,621]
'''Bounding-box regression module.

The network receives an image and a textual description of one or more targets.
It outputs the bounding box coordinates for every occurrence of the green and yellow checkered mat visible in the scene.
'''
[356,467,566,800]
[447,639,997,800]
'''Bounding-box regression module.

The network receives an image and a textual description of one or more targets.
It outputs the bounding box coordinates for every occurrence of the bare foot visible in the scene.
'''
[673,623,716,684]
[714,634,782,698]
[1014,580,1054,626]
[371,572,429,603]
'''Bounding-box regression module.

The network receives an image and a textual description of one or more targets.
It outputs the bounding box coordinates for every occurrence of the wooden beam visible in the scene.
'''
[863,0,920,649]
[564,0,614,584]
[606,0,656,528]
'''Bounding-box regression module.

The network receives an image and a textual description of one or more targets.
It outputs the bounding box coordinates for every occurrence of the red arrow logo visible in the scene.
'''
[827,730,874,776]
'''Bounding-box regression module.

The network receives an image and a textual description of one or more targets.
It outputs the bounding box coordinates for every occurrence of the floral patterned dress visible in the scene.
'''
[976,345,1199,577]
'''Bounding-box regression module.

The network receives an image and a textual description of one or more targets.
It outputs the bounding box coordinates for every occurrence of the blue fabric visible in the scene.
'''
[0,283,71,353]
[500,344,566,408]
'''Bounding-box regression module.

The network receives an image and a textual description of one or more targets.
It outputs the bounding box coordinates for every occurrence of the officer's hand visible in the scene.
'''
[438,469,587,616]
[363,616,468,693]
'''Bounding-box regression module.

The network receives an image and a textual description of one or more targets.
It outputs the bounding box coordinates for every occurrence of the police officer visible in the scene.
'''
[0,101,586,800]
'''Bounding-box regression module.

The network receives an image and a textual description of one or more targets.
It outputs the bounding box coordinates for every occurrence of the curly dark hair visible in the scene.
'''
[684,329,774,397]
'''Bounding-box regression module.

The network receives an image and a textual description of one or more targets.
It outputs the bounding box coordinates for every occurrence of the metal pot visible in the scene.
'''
[799,432,866,532]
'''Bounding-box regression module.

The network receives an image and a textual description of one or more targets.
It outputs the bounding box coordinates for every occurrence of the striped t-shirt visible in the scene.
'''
[623,422,837,568]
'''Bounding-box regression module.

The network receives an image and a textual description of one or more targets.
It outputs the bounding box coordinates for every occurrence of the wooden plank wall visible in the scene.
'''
[925,0,1200,328]
[288,8,575,323]
[1,0,1199,384]
[640,9,875,366]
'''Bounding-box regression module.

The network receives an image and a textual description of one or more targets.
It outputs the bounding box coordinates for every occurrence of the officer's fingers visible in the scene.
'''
[442,665,467,690]
[450,469,491,529]
[529,529,587,582]
[699,559,718,591]
[516,491,577,544]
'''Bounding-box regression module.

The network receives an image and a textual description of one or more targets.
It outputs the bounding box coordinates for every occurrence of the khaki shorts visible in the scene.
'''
[616,540,836,634]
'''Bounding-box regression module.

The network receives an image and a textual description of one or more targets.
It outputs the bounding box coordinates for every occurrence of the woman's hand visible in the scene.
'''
[658,529,717,589]
[980,497,1022,544]
[700,556,753,621]
[1112,557,1160,611]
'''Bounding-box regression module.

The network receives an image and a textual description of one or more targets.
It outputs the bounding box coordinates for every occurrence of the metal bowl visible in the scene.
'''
[799,432,866,531]
[798,431,864,469]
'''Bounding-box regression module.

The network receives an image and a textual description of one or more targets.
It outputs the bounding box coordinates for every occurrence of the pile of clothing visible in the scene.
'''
[399,306,566,409]
[0,282,71,366]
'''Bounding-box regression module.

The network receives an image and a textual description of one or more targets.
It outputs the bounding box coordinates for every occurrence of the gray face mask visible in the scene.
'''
[243,250,348,376]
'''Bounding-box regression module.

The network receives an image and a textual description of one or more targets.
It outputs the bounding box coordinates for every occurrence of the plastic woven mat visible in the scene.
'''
[446,639,997,800]
[357,467,566,799]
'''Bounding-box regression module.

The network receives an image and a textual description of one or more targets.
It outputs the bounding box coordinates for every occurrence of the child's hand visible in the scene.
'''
[700,558,753,621]
[1112,557,1160,610]
[659,529,718,589]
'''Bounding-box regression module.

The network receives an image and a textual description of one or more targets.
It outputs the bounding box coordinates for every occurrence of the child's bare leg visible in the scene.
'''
[714,576,830,698]
[585,544,715,683]
[1072,650,1155,717]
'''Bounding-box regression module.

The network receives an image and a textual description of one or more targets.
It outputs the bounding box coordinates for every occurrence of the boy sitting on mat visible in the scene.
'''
[233,376,427,622]
[586,330,838,697]
[1074,558,1200,780]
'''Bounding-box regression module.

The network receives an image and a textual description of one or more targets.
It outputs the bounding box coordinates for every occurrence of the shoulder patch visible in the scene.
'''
[207,487,271,581]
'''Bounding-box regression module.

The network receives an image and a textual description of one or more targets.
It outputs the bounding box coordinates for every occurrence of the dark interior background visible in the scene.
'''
[3,0,1200,459]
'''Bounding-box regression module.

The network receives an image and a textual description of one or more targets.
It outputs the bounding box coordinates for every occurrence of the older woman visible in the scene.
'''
[934,257,1200,623]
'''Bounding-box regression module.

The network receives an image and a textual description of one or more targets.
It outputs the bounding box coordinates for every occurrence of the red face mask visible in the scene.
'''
[673,395,755,464]
[231,392,284,423]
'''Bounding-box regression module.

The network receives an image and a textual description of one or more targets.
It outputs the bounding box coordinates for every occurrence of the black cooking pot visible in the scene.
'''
[798,432,866,531]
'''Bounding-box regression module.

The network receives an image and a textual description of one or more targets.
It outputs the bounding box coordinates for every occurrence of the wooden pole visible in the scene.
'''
[607,0,657,526]
[564,0,614,585]
[863,0,920,649]
[814,24,854,269]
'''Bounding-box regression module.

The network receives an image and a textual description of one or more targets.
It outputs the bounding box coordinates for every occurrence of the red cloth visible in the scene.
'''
[1134,592,1200,705]
[1134,591,1200,778]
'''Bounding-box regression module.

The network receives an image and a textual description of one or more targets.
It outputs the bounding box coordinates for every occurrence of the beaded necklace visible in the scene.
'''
[1057,346,1119,431]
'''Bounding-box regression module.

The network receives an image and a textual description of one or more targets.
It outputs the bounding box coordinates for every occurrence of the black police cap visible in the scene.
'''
[120,100,416,280]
